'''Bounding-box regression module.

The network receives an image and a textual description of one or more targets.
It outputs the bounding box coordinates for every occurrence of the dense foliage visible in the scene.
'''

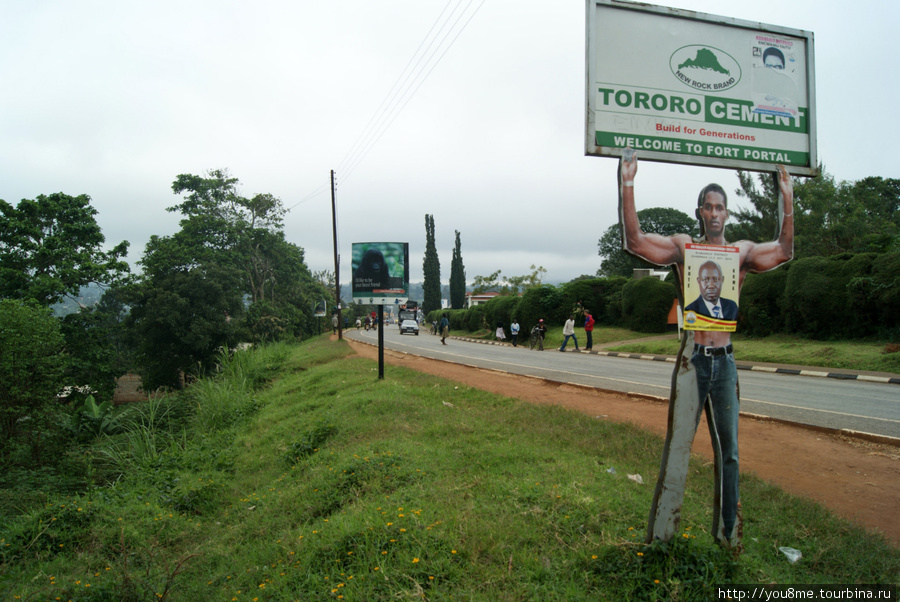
[449,229,466,309]
[730,168,899,258]
[422,214,441,314]
[621,277,677,333]
[0,193,129,305]
[126,169,330,389]
[0,300,66,461]
[740,252,900,340]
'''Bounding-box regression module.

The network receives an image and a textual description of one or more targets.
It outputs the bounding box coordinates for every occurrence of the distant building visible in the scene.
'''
[464,291,501,308]
[632,268,669,282]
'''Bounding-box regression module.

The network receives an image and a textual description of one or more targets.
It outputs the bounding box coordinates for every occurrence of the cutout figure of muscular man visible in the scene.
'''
[618,148,793,550]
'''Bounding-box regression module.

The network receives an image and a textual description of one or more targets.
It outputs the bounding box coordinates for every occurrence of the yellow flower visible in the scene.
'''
[412,558,420,563]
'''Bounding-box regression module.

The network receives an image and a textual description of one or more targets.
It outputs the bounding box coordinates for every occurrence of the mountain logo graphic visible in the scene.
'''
[670,45,741,92]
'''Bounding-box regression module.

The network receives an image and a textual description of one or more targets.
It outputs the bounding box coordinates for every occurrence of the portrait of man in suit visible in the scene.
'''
[684,260,738,321]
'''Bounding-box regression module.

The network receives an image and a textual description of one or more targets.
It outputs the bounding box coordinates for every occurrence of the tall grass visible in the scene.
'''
[2,336,897,601]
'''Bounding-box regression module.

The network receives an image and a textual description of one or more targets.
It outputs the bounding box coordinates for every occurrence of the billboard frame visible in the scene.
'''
[585,0,817,176]
[350,241,410,307]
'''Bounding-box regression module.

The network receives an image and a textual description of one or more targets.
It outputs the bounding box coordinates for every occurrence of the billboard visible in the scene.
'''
[351,242,410,306]
[586,0,817,175]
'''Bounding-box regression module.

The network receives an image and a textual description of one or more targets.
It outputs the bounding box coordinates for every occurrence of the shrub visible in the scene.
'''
[621,277,676,333]
[560,277,628,326]
[0,300,67,461]
[517,285,565,329]
[738,264,790,337]
[481,294,520,333]
[465,304,487,332]
[783,254,879,339]
[868,251,900,339]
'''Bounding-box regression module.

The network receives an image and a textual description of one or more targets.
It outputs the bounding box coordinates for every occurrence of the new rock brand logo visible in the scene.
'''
[670,45,741,92]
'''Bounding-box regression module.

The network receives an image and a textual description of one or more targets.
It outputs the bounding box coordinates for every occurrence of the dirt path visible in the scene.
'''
[347,339,900,547]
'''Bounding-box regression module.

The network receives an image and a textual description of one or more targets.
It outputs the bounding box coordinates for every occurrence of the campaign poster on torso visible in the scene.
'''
[682,243,740,332]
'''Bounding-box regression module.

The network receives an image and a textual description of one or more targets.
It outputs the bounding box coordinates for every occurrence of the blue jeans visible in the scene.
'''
[559,334,579,351]
[692,348,740,540]
[647,334,741,545]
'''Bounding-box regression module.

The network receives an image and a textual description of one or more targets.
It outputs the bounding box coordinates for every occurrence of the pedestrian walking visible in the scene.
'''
[584,309,595,351]
[440,314,450,345]
[559,314,579,352]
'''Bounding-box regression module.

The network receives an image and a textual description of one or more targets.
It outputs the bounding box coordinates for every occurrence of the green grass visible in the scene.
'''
[468,326,900,374]
[603,331,900,374]
[2,337,897,600]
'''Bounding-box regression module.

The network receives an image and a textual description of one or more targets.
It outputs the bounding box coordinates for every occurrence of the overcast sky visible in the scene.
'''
[2,1,897,287]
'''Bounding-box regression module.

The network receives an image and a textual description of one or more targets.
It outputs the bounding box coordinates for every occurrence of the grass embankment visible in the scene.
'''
[2,338,897,600]
[471,326,900,374]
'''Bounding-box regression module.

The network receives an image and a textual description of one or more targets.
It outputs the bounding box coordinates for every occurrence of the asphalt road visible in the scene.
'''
[346,327,900,440]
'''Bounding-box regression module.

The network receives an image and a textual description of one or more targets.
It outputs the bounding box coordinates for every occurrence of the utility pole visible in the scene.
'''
[331,170,342,340]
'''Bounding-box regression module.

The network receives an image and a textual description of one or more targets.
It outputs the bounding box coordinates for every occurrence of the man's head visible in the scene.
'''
[696,261,724,305]
[763,47,785,70]
[696,184,728,239]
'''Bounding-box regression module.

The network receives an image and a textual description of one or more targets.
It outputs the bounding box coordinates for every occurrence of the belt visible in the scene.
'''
[694,343,733,357]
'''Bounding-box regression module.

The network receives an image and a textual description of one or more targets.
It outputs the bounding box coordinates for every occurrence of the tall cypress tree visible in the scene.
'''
[422,214,441,314]
[449,230,466,309]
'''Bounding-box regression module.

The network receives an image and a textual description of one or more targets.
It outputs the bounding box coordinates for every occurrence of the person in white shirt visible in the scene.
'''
[558,315,579,352]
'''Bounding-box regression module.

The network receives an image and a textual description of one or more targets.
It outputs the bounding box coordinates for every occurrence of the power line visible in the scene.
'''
[337,0,485,184]
[285,180,329,212]
[336,1,457,178]
[287,0,484,252]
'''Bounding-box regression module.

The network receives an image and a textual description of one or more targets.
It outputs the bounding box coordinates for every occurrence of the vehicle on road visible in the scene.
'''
[398,301,420,336]
[399,319,419,335]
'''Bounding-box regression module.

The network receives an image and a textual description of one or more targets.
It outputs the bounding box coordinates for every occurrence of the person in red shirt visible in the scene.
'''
[583,309,595,351]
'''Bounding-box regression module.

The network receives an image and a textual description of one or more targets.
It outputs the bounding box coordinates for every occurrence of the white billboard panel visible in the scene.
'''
[586,0,817,175]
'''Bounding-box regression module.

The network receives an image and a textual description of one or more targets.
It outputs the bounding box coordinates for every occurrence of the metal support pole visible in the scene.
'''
[378,310,385,379]
[331,170,342,340]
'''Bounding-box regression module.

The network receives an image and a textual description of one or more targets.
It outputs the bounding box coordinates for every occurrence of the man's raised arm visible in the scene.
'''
[743,164,794,273]
[618,149,686,267]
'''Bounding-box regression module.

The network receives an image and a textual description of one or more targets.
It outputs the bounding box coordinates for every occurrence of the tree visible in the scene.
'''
[732,166,899,258]
[472,270,503,295]
[472,265,547,295]
[422,214,441,314]
[0,193,129,305]
[128,169,328,387]
[0,300,66,460]
[127,264,247,390]
[728,170,781,243]
[59,288,133,403]
[597,207,697,277]
[449,230,466,309]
